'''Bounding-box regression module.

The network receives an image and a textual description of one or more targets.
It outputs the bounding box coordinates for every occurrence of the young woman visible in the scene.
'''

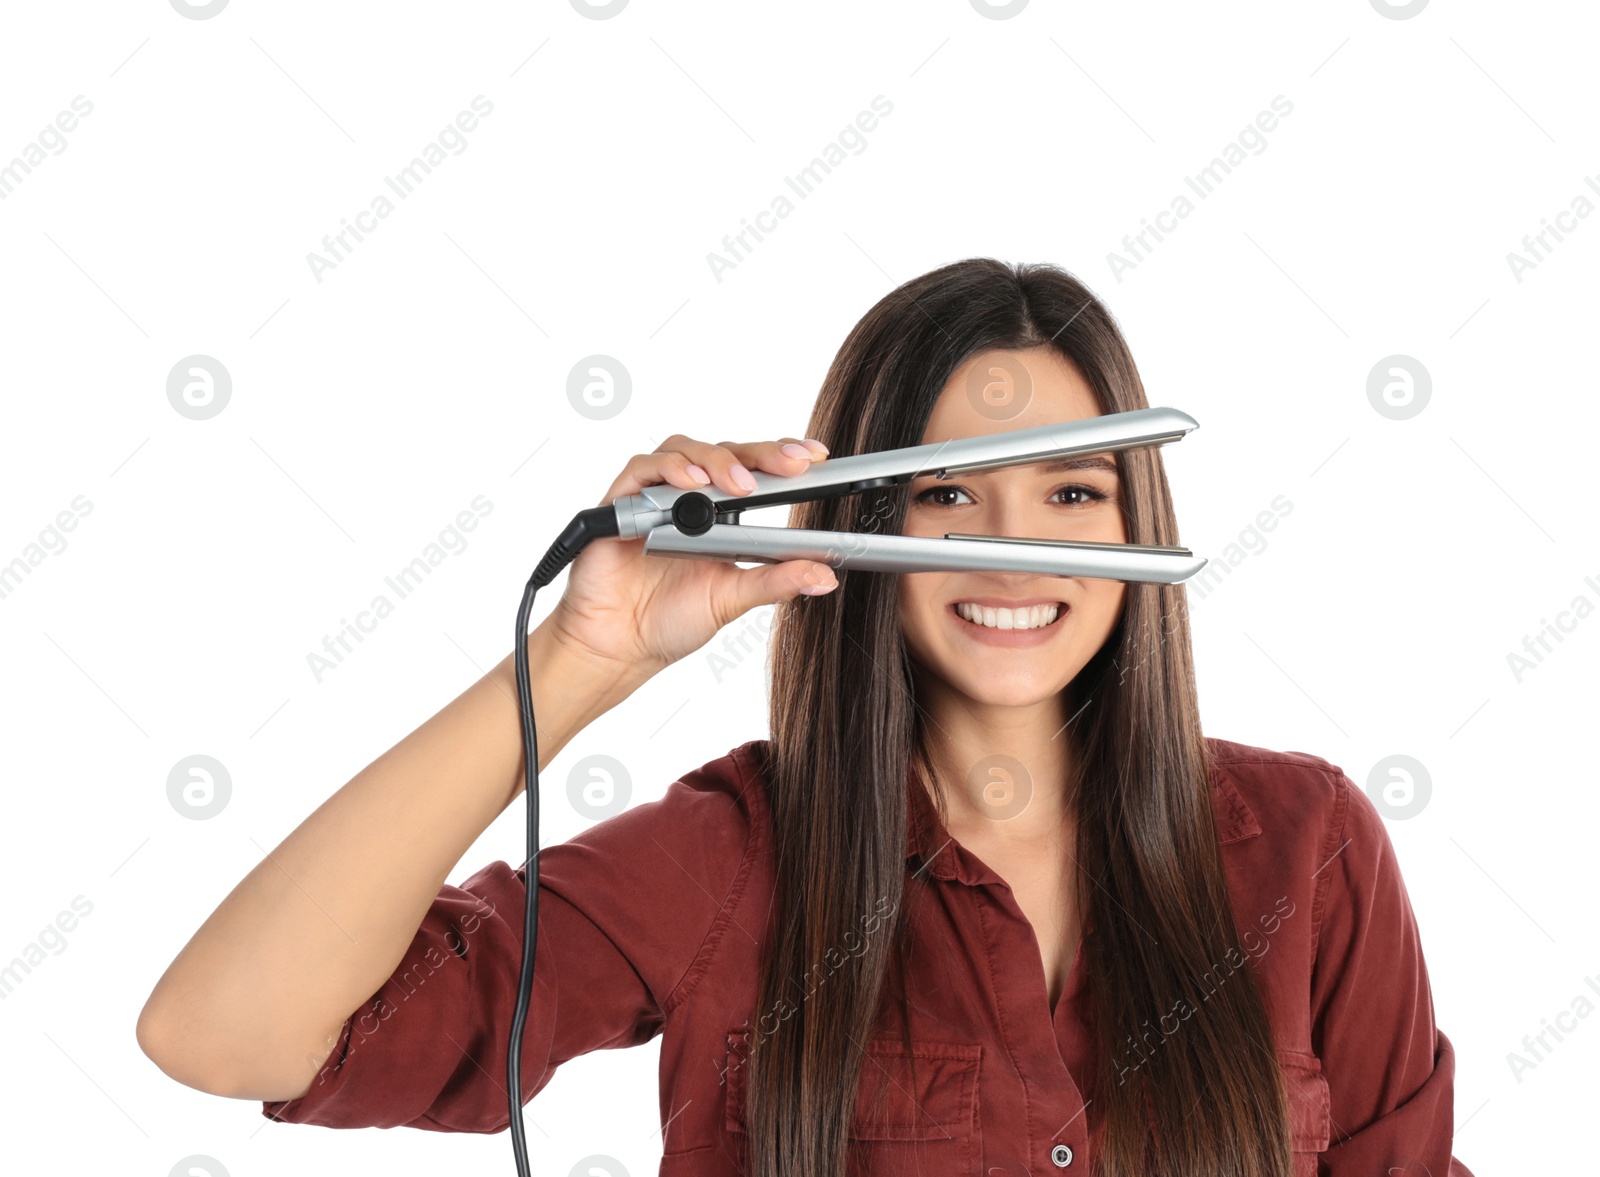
[137,259,1473,1177]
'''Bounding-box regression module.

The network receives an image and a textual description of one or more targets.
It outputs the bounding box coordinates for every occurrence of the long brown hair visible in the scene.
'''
[748,258,1293,1176]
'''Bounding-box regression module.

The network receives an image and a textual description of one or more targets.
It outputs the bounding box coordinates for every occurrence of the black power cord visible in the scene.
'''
[508,504,620,1177]
[504,482,799,1171]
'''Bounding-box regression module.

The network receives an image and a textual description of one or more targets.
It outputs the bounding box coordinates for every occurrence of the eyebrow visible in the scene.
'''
[1029,455,1120,477]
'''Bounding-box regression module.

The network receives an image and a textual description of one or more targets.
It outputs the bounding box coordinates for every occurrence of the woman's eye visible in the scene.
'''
[912,484,1108,508]
[915,486,973,508]
[1055,485,1108,507]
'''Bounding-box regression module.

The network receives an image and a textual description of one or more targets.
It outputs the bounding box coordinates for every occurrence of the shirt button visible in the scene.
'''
[1051,1143,1074,1167]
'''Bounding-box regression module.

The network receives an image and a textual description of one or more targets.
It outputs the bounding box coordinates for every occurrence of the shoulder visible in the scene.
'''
[601,736,764,828]
[1206,737,1407,894]
[556,738,769,889]
[1204,736,1402,961]
[511,739,771,1013]
[1204,734,1358,845]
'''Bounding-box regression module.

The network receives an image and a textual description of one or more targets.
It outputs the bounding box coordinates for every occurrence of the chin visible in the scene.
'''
[942,669,1073,708]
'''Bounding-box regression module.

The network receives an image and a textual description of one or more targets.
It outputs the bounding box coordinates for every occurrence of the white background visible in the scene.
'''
[1,1,1593,1174]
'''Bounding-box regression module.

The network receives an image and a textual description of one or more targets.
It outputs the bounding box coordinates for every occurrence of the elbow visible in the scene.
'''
[136,992,326,1103]
[136,993,233,1095]
[136,995,213,1092]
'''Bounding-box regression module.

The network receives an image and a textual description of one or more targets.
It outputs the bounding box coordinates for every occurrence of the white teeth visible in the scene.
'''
[953,602,1061,630]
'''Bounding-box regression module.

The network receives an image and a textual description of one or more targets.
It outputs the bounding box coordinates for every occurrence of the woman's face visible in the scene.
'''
[898,346,1128,708]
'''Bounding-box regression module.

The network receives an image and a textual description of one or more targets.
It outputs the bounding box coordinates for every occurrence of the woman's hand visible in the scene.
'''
[541,435,837,678]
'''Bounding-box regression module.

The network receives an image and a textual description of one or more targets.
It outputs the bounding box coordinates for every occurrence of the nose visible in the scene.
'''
[969,484,1062,539]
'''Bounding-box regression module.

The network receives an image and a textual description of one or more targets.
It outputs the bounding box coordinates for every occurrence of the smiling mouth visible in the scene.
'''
[949,601,1068,631]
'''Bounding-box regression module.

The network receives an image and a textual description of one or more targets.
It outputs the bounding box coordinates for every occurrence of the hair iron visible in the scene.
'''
[503,405,1206,1175]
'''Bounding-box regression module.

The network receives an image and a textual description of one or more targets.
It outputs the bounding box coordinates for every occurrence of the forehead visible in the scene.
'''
[920,346,1102,446]
[906,453,1121,489]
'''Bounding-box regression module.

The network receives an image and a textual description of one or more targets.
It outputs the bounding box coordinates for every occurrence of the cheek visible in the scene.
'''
[1090,503,1130,545]
[897,587,931,654]
[899,575,943,626]
[1083,583,1127,629]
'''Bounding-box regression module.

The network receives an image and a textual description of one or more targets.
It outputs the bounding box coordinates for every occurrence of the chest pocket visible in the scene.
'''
[1277,1048,1331,1173]
[724,1028,981,1165]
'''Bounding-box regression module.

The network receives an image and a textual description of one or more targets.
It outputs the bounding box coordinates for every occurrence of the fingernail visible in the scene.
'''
[800,568,837,595]
[686,464,711,484]
[781,443,812,460]
[730,463,758,492]
[802,438,830,454]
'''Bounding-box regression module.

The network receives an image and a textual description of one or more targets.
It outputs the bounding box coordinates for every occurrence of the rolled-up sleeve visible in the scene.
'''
[261,766,753,1133]
[1310,772,1475,1177]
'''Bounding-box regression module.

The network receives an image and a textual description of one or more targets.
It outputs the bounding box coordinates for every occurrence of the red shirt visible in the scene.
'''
[263,736,1475,1177]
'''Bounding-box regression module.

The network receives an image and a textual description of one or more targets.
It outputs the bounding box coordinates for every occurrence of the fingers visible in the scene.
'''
[684,436,828,494]
[600,435,828,506]
[600,449,712,506]
[726,437,829,464]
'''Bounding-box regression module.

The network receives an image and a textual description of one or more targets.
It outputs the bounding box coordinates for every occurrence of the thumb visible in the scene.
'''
[731,560,838,614]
